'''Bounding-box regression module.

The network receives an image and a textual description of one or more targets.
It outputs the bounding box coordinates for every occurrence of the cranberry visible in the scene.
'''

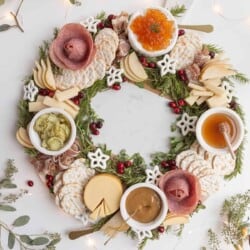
[177,69,185,77]
[117,162,125,169]
[48,90,55,97]
[180,74,188,82]
[117,168,125,174]
[112,83,121,90]
[168,159,176,166]
[46,175,54,182]
[72,98,80,105]
[173,107,181,114]
[124,160,132,168]
[92,129,100,136]
[105,22,113,29]
[168,101,177,108]
[230,101,237,110]
[178,99,186,107]
[148,62,156,68]
[122,76,128,82]
[160,161,169,168]
[158,226,165,233]
[39,88,49,96]
[78,92,84,99]
[178,29,185,36]
[139,56,147,64]
[108,14,116,21]
[209,51,215,59]
[95,120,103,129]
[47,181,53,189]
[97,22,105,29]
[27,180,34,187]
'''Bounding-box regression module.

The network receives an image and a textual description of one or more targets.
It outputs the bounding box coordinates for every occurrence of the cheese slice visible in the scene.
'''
[200,78,221,87]
[103,200,111,215]
[83,174,123,215]
[203,82,225,95]
[64,100,80,112]
[191,90,214,97]
[36,95,45,102]
[206,93,228,108]
[29,101,47,112]
[43,96,77,118]
[188,83,207,91]
[185,95,199,106]
[196,96,209,105]
[98,201,106,218]
[89,204,102,220]
[55,87,79,102]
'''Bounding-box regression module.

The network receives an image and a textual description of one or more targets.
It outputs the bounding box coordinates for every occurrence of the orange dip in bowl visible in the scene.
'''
[130,8,175,52]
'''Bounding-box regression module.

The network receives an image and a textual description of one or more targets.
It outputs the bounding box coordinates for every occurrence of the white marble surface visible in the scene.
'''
[0,0,250,249]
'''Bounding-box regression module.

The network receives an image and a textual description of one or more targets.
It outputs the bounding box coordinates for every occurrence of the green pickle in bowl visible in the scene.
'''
[34,113,71,151]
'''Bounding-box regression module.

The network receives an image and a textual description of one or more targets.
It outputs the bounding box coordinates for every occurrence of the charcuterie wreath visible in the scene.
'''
[16,6,248,249]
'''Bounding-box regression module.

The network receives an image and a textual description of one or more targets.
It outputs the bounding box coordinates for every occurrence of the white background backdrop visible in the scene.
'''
[0,0,250,249]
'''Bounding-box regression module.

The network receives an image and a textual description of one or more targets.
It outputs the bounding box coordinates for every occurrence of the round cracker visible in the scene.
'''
[57,183,83,201]
[60,193,85,216]
[179,152,199,170]
[176,150,196,167]
[212,154,235,176]
[62,166,90,185]
[187,159,209,176]
[53,179,63,194]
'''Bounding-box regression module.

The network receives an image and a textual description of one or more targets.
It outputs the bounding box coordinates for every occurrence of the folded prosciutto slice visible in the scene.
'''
[158,169,201,215]
[49,23,95,70]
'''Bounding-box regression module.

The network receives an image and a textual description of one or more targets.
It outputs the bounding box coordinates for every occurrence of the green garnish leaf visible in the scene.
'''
[12,215,30,227]
[0,204,16,211]
[8,232,15,249]
[170,4,187,17]
[31,237,50,245]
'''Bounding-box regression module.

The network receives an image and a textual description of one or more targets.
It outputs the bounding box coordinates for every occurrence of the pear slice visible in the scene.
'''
[16,127,34,148]
[127,52,148,81]
[120,58,142,83]
[163,213,189,226]
[35,61,45,88]
[45,57,57,90]
[33,69,44,88]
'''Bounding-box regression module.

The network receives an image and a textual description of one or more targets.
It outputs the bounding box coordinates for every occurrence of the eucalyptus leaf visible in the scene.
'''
[0,0,5,5]
[0,204,16,211]
[0,24,12,32]
[20,235,32,244]
[3,183,17,189]
[31,237,49,245]
[13,215,30,227]
[8,232,15,249]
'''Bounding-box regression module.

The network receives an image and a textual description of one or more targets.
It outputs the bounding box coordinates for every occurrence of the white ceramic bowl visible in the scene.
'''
[28,107,76,156]
[196,107,244,154]
[120,183,168,231]
[128,6,178,57]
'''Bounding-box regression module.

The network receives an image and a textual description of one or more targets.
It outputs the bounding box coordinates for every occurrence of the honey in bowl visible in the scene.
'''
[125,187,162,223]
[130,8,175,51]
[201,113,236,148]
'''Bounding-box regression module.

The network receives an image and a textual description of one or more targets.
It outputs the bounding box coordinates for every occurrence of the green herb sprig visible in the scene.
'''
[170,5,187,17]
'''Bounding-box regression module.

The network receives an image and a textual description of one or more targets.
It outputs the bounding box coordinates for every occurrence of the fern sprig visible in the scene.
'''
[170,5,187,17]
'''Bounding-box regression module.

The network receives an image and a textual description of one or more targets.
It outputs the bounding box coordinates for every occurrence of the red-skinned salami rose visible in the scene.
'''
[49,23,96,70]
[158,169,201,215]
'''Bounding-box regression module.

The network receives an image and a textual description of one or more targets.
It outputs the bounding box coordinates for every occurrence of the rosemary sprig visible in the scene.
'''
[17,100,33,128]
[207,229,221,250]
[228,72,249,84]
[204,44,224,54]
[170,4,187,17]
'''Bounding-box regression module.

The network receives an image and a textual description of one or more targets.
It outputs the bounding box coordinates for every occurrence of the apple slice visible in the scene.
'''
[45,57,57,90]
[127,52,148,81]
[33,69,44,88]
[120,58,142,83]
[163,213,189,226]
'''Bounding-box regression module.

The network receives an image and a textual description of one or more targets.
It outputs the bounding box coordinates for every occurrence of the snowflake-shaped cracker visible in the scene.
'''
[221,81,234,103]
[176,112,198,136]
[106,66,123,87]
[88,148,110,170]
[80,16,100,34]
[23,80,38,102]
[157,54,176,77]
[145,166,163,185]
[134,229,153,242]
[75,210,90,226]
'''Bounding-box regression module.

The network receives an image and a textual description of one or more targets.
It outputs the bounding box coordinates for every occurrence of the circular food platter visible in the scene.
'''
[15,5,247,249]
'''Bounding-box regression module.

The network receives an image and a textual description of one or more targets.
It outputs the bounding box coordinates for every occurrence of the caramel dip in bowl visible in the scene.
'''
[120,183,168,231]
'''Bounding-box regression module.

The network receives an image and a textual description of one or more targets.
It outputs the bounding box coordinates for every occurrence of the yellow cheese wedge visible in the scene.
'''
[83,174,123,215]
[55,87,79,102]
[206,93,228,108]
[191,90,214,97]
[127,52,148,81]
[185,95,199,106]
[42,96,78,119]
[99,201,106,218]
[103,200,111,215]
[29,102,47,112]
[89,204,102,220]
[33,69,44,88]
[121,58,143,83]
[188,83,207,91]
[45,57,57,90]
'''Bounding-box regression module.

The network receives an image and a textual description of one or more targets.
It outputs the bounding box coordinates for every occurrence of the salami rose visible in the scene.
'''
[49,23,95,70]
[158,169,201,215]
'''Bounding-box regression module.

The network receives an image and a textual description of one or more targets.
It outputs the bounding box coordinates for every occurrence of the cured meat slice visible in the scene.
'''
[158,169,201,215]
[49,23,96,71]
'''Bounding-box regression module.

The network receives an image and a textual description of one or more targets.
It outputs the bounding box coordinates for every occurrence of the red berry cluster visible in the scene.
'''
[168,99,186,114]
[46,174,54,189]
[160,159,178,170]
[177,69,188,84]
[39,88,55,97]
[97,14,116,30]
[70,92,84,105]
[116,160,132,174]
[111,83,121,91]
[139,56,156,68]
[89,120,103,135]
[178,29,185,36]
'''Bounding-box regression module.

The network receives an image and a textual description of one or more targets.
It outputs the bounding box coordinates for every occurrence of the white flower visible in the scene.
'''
[106,66,123,87]
[176,112,198,136]
[88,148,110,170]
[157,54,176,76]
[80,16,100,34]
[23,80,39,102]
